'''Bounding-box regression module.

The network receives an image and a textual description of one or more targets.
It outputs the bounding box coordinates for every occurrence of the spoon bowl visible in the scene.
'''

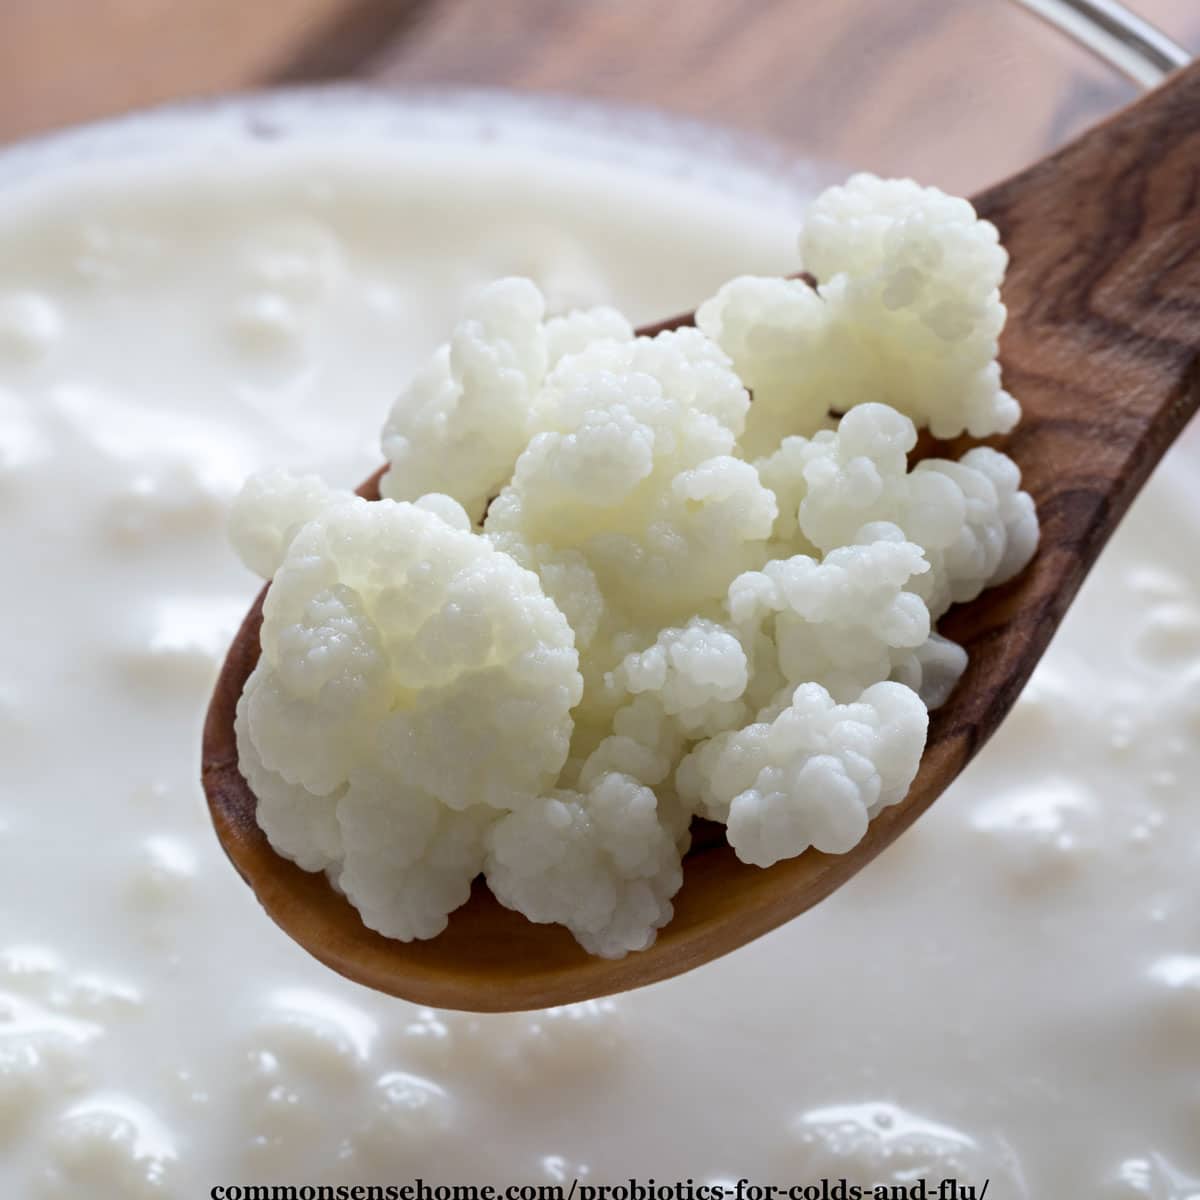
[203,61,1200,1011]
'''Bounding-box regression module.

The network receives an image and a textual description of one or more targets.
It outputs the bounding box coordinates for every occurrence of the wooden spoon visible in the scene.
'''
[203,61,1200,1012]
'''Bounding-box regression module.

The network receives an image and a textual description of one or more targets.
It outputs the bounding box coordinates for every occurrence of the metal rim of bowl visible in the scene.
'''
[1014,0,1190,87]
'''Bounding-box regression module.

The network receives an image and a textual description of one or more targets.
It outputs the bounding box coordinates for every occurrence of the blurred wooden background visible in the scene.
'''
[0,0,1197,190]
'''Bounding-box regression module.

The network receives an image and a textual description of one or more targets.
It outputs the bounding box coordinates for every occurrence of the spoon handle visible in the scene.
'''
[977,59,1200,568]
[928,59,1200,768]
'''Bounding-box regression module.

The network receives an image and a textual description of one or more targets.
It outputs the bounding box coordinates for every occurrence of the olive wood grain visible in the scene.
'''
[202,60,1200,1012]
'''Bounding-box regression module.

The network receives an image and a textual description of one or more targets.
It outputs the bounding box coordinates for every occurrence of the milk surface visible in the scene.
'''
[0,99,1197,1198]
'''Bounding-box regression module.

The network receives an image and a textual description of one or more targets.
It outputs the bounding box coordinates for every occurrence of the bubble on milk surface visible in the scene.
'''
[39,1098,177,1199]
[0,946,141,1136]
[103,461,226,544]
[72,221,159,284]
[967,779,1101,884]
[355,1070,456,1161]
[0,291,62,362]
[0,385,51,478]
[985,663,1073,756]
[396,1000,627,1084]
[240,997,369,1160]
[240,217,346,304]
[1177,668,1200,738]
[1100,1153,1200,1199]
[1135,600,1200,669]
[115,595,246,692]
[228,291,307,356]
[540,1155,593,1184]
[518,1000,627,1077]
[480,223,609,315]
[238,988,463,1171]
[779,1102,1028,1195]
[1145,956,1200,1042]
[124,835,198,911]
[0,948,167,1195]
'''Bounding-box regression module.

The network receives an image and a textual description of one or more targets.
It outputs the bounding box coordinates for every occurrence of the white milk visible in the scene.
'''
[0,97,1197,1199]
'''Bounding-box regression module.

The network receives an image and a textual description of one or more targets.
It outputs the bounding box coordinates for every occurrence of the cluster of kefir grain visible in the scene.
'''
[234,175,1038,956]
